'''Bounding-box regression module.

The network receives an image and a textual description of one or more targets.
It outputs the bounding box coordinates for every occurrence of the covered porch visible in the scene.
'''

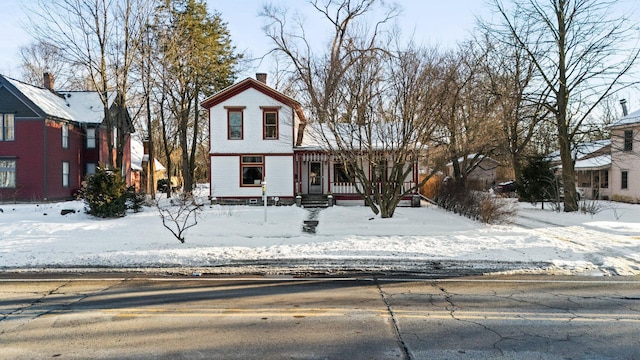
[575,154,611,200]
[293,151,418,205]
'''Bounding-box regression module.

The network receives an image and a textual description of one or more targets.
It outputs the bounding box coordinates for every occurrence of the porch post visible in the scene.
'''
[327,154,331,194]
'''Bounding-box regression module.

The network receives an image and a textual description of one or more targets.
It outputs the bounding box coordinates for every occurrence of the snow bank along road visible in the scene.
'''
[1,200,639,276]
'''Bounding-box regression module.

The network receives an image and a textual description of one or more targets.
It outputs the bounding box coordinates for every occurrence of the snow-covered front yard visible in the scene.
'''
[1,197,639,276]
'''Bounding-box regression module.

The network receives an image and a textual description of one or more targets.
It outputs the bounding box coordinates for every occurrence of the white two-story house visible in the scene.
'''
[201,74,420,206]
[610,107,640,203]
[201,74,305,204]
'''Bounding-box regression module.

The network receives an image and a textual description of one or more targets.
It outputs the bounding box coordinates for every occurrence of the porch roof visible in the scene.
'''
[574,154,611,171]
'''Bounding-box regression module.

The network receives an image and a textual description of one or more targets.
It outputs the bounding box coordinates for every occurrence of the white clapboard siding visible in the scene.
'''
[211,155,294,197]
[210,88,295,154]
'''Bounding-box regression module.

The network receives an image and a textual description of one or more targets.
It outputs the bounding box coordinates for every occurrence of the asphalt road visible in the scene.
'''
[1,274,639,359]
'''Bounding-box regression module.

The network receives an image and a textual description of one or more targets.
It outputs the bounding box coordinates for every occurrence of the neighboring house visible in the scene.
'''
[609,108,640,203]
[0,73,133,202]
[548,104,640,203]
[201,73,419,206]
[445,154,500,190]
[548,140,612,200]
[130,135,167,193]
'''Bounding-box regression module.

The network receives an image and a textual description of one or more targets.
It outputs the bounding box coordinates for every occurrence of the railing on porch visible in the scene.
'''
[331,181,417,194]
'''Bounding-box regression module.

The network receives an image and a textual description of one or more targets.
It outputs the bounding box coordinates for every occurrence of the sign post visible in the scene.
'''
[262,178,267,223]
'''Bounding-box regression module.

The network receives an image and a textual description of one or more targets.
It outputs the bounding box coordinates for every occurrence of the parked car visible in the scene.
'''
[558,187,584,201]
[493,181,517,197]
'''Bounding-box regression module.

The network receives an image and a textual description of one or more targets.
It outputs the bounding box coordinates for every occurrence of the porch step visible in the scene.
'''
[301,194,329,208]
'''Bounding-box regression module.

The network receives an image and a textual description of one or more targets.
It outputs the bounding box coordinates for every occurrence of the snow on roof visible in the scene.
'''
[297,122,421,151]
[3,75,114,125]
[58,91,115,124]
[5,77,79,121]
[546,139,611,162]
[610,108,640,128]
[574,154,611,170]
[130,136,166,171]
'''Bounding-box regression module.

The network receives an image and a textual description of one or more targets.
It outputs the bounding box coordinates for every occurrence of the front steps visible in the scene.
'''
[300,194,330,208]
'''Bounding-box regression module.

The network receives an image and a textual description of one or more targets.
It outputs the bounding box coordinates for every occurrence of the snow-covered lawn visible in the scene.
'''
[1,198,639,276]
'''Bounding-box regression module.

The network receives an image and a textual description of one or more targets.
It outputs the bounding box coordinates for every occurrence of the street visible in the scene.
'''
[1,274,639,359]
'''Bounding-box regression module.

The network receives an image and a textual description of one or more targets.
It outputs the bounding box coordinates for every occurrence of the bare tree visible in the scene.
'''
[488,0,640,211]
[157,193,203,243]
[19,41,73,89]
[431,42,503,188]
[263,0,441,218]
[477,30,551,181]
[26,0,155,172]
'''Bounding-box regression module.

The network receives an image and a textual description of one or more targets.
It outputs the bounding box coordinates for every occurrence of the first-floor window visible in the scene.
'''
[334,163,354,183]
[241,155,263,186]
[601,171,609,188]
[62,161,70,187]
[86,163,97,176]
[621,170,628,190]
[0,159,16,188]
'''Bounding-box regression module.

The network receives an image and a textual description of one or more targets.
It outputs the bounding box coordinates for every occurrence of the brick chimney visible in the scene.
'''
[43,72,54,91]
[256,73,267,84]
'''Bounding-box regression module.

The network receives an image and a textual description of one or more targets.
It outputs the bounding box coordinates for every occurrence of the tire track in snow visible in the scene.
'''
[514,214,640,275]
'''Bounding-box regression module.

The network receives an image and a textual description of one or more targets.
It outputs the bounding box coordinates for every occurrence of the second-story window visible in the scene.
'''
[87,128,96,148]
[1,114,15,141]
[624,130,633,151]
[62,123,69,148]
[262,109,278,140]
[226,107,245,140]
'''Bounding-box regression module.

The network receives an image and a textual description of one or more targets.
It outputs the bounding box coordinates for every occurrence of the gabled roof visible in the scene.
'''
[3,75,78,121]
[610,108,640,128]
[200,77,306,122]
[1,74,115,125]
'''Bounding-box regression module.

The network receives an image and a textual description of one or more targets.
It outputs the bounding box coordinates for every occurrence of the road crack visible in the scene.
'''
[375,278,412,360]
[433,282,510,356]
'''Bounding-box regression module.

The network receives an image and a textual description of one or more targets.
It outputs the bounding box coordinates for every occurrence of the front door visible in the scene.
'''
[309,162,323,194]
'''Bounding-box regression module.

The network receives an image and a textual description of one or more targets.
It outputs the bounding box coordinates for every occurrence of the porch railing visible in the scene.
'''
[331,181,416,194]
